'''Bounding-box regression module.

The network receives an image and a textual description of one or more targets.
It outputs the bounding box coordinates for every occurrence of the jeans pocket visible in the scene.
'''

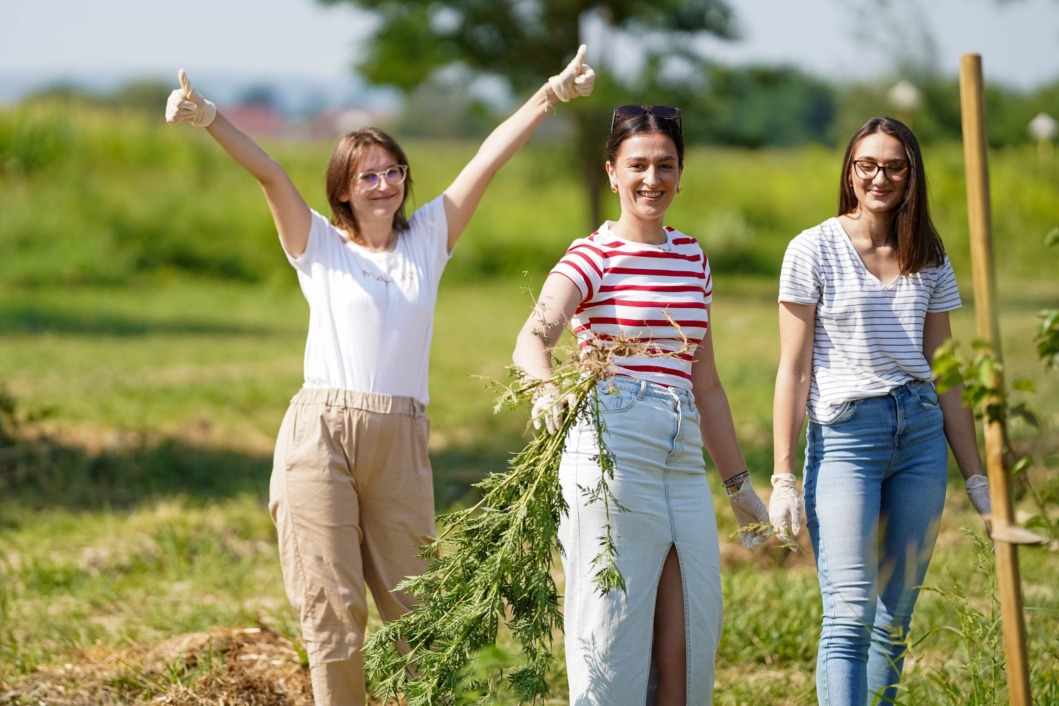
[826,399,862,425]
[595,380,640,414]
[917,384,940,410]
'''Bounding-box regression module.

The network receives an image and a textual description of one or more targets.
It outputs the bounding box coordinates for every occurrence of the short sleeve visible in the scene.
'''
[407,196,450,272]
[551,239,605,302]
[286,210,341,275]
[927,257,962,313]
[778,231,823,305]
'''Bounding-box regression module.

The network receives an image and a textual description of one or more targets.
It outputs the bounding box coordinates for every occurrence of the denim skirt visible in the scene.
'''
[557,375,722,705]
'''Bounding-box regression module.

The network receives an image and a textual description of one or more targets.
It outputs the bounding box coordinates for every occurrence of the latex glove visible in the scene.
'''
[548,44,596,102]
[726,475,770,549]
[768,473,803,543]
[965,474,992,519]
[165,69,217,127]
[531,391,576,435]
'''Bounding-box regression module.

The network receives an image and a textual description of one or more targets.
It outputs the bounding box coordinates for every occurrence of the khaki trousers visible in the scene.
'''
[269,388,435,706]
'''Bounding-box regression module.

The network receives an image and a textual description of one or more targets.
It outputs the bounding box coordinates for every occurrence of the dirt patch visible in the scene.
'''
[2,624,315,705]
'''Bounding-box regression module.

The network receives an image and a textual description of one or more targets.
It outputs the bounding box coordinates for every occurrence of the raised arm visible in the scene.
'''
[443,45,595,251]
[165,70,311,258]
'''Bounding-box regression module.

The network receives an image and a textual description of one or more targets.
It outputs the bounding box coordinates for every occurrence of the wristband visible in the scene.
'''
[723,470,750,496]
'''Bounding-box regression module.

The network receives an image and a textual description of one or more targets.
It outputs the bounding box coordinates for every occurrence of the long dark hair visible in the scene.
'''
[325,128,413,238]
[838,117,944,274]
[605,110,685,168]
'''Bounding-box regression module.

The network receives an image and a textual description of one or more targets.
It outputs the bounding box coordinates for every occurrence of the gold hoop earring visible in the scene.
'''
[677,183,682,193]
[611,184,618,193]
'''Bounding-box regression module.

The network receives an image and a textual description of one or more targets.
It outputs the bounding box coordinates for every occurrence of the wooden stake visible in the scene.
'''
[958,53,1032,706]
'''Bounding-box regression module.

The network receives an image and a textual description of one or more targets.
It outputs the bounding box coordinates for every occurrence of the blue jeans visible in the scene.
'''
[804,380,948,706]
[558,376,722,705]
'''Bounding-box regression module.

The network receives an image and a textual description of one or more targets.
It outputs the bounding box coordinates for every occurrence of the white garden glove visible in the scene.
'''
[548,44,596,102]
[768,473,803,543]
[165,69,216,127]
[725,473,770,549]
[965,474,992,520]
[531,391,576,435]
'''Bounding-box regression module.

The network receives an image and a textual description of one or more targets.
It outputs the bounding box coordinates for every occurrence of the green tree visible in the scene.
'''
[317,0,738,227]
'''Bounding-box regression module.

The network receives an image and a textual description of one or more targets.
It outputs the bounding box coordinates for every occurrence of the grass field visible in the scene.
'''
[1,102,1057,704]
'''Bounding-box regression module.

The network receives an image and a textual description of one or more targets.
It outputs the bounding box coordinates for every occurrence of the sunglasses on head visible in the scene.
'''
[610,105,682,132]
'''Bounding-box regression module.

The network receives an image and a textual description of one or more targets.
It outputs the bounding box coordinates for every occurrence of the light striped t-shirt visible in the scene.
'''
[552,221,711,389]
[778,217,961,424]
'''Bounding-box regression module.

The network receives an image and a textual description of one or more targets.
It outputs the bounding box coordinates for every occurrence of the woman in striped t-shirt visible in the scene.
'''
[513,105,770,705]
[768,117,992,706]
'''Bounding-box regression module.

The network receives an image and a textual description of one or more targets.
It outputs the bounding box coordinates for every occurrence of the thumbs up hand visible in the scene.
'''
[165,69,217,127]
[548,44,595,102]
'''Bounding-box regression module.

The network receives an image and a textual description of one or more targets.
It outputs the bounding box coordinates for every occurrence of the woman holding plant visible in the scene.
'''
[513,104,770,705]
[768,116,993,705]
[165,48,594,706]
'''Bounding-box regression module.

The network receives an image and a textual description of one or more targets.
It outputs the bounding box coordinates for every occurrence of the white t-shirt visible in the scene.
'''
[285,197,449,404]
[552,221,712,390]
[778,217,961,424]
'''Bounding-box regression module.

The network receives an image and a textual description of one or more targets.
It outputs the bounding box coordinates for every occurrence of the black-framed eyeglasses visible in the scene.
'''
[610,105,682,133]
[356,164,408,189]
[852,160,909,182]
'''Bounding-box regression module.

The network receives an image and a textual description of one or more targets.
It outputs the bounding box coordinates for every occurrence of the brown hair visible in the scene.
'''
[605,109,685,168]
[325,128,413,238]
[838,117,945,274]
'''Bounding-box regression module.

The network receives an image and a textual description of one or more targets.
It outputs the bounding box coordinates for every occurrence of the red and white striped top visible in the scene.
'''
[552,222,712,389]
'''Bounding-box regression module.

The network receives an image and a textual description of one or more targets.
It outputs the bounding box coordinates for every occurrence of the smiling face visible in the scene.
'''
[847,132,909,217]
[606,132,682,226]
[340,145,406,225]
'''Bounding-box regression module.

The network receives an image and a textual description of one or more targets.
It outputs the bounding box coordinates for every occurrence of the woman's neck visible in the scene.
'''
[349,218,397,252]
[840,208,892,248]
[611,215,667,245]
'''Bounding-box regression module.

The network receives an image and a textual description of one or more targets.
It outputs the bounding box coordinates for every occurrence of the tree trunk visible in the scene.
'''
[573,109,604,231]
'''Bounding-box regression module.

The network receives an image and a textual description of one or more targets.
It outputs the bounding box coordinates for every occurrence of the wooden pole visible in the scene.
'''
[958,53,1032,706]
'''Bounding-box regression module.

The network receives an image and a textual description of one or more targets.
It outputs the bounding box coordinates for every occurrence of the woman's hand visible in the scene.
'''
[965,474,992,524]
[530,388,577,435]
[725,473,771,549]
[548,44,595,102]
[768,472,803,543]
[165,69,216,127]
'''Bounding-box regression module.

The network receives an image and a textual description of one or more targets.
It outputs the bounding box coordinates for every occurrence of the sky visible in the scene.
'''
[1,0,1057,107]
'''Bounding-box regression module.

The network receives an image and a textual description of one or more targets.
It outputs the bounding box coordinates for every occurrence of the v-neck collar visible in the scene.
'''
[831,218,902,290]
